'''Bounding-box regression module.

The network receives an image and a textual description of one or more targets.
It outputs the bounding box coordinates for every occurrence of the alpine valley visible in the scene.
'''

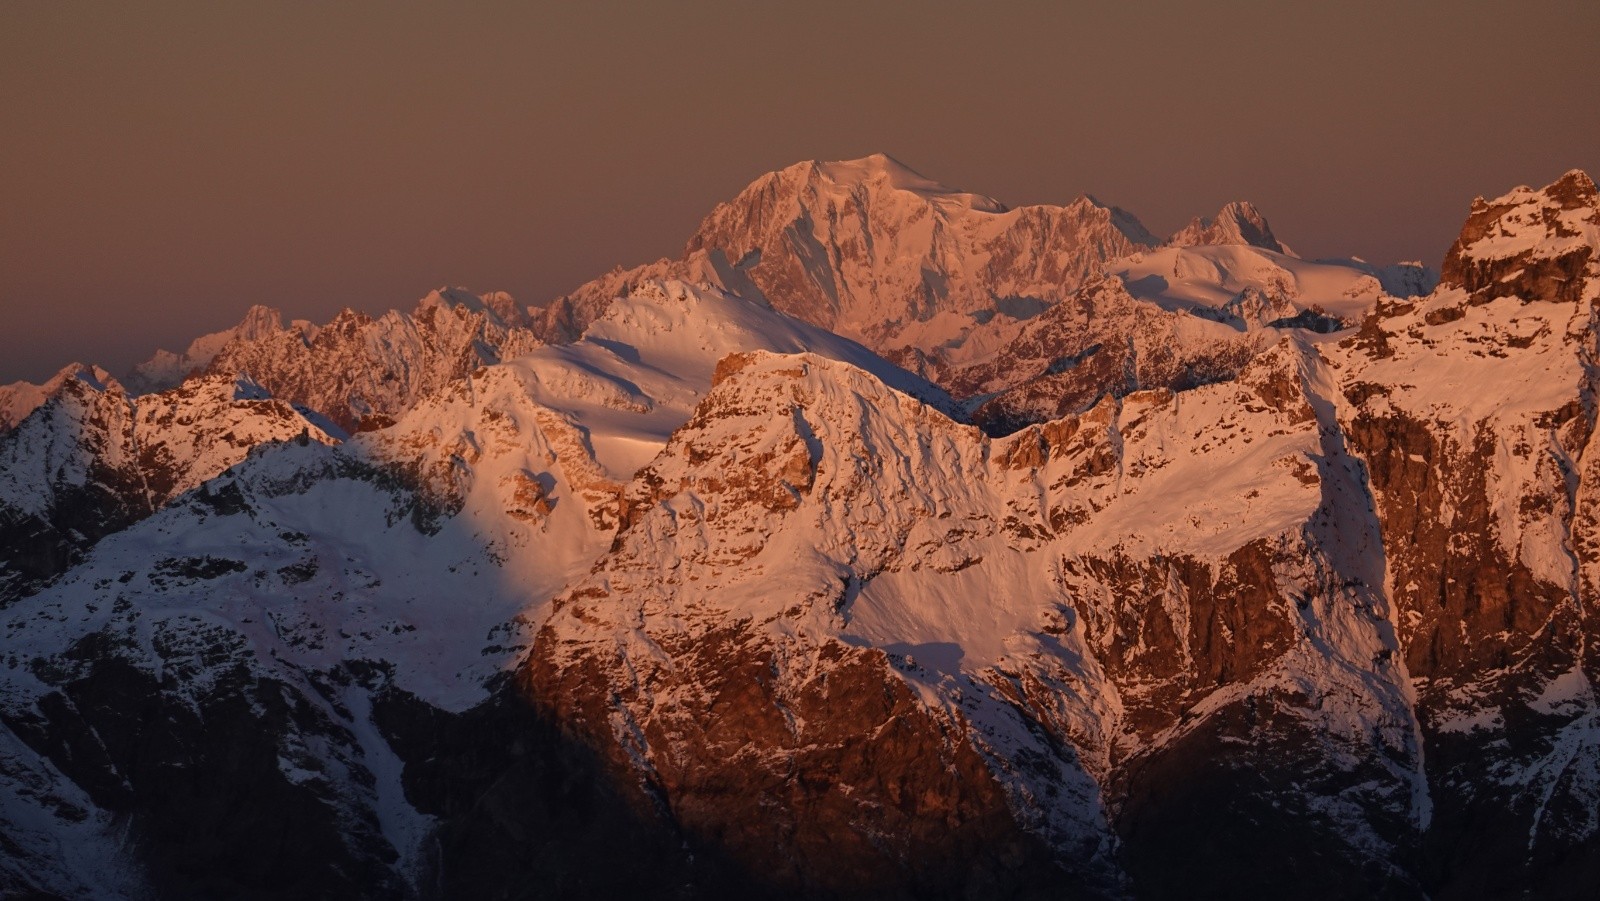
[3,155,1597,900]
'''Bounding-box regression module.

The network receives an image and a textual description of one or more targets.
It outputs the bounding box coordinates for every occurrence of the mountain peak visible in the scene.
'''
[0,362,122,431]
[417,287,530,330]
[1549,168,1598,207]
[51,361,116,393]
[570,156,1159,358]
[236,304,285,337]
[1441,169,1600,304]
[1170,200,1286,254]
[817,151,914,177]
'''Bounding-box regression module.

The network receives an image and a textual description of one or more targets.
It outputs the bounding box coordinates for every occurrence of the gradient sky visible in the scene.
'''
[3,1,1598,383]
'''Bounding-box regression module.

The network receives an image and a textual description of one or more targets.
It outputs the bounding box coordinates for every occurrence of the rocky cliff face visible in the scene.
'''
[1437,170,1598,307]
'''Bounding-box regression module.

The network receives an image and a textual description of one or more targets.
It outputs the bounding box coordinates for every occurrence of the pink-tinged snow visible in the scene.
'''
[0,375,137,518]
[611,153,1160,364]
[507,279,949,479]
[1114,243,1393,323]
[816,152,1008,213]
[137,375,344,499]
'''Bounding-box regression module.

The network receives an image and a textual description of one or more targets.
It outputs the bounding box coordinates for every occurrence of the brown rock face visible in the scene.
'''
[1064,542,1298,739]
[1343,410,1576,679]
[1439,169,1599,306]
[1342,393,1600,898]
[523,630,1078,899]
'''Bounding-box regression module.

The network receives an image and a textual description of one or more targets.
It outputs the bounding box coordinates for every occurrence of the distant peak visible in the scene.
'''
[815,151,918,177]
[237,304,285,336]
[1170,201,1286,254]
[1049,195,1160,247]
[1218,200,1266,221]
[52,361,115,391]
[830,151,912,172]
[418,286,528,327]
[419,286,479,307]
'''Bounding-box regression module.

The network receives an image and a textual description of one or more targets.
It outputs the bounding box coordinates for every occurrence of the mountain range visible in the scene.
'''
[2,156,1595,900]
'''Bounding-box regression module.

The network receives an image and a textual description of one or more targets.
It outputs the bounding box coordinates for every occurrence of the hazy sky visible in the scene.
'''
[3,1,1597,383]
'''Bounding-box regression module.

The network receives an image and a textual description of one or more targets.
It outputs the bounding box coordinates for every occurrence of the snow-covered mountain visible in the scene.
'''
[127,288,543,431]
[0,371,339,603]
[80,155,1426,437]
[1169,200,1287,253]
[543,154,1161,358]
[0,278,956,897]
[1,164,1596,899]
[529,168,1600,898]
[542,154,1431,415]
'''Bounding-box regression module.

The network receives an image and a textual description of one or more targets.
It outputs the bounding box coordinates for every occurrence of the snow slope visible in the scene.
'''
[513,279,950,477]
[1114,243,1420,324]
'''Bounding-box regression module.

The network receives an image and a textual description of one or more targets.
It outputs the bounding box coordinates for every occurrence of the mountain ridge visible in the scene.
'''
[0,163,1596,898]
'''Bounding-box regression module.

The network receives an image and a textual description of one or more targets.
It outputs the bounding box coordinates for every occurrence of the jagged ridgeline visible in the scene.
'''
[1,159,1596,900]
